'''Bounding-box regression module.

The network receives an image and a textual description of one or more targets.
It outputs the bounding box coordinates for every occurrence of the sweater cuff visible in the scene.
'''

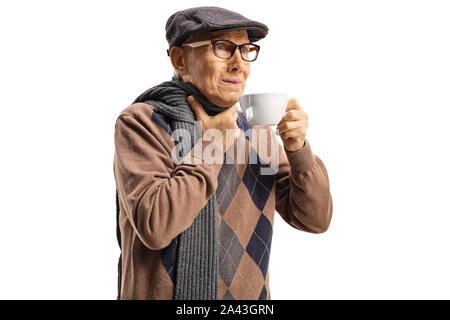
[284,139,315,174]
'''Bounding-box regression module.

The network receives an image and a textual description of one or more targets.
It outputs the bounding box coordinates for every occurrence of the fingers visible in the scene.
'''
[279,127,307,139]
[187,95,209,121]
[285,98,303,112]
[226,103,238,116]
[229,103,238,112]
[221,104,238,123]
[232,106,238,122]
[280,98,306,123]
[277,119,308,135]
[278,109,308,125]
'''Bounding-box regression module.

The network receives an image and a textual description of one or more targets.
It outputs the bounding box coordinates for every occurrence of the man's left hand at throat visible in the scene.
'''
[276,98,309,152]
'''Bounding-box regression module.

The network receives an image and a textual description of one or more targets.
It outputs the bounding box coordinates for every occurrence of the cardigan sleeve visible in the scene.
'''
[113,107,223,250]
[274,139,333,234]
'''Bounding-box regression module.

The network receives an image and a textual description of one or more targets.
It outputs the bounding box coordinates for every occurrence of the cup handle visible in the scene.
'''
[245,107,253,122]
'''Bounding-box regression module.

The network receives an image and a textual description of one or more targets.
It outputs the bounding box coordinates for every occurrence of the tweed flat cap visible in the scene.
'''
[165,6,269,56]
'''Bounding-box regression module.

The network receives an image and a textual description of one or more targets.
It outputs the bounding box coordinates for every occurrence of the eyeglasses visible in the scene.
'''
[179,39,260,62]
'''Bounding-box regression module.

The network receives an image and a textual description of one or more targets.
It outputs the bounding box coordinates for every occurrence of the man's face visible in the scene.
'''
[179,30,251,107]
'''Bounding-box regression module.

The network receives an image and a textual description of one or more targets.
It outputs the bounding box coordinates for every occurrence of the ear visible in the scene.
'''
[170,46,189,78]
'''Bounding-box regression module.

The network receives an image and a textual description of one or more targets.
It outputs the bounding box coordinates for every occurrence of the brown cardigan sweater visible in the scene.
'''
[113,102,333,300]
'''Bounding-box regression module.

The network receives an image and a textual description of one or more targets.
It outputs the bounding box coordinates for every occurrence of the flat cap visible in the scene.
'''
[165,6,269,56]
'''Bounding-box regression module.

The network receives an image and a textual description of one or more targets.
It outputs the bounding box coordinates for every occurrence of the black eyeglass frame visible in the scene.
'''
[167,39,261,62]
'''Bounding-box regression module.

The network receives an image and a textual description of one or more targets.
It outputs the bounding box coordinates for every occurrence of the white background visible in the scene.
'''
[1,0,449,299]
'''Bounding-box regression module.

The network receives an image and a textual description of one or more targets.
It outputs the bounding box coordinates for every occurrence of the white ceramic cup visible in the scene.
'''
[239,92,288,126]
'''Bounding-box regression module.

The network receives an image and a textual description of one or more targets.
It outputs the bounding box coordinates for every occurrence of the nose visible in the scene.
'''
[227,47,246,71]
[231,46,245,61]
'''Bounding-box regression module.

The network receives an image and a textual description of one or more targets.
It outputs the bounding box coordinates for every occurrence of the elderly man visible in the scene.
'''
[113,6,333,300]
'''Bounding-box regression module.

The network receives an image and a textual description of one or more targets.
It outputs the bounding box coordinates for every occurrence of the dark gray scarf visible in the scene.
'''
[117,75,232,300]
